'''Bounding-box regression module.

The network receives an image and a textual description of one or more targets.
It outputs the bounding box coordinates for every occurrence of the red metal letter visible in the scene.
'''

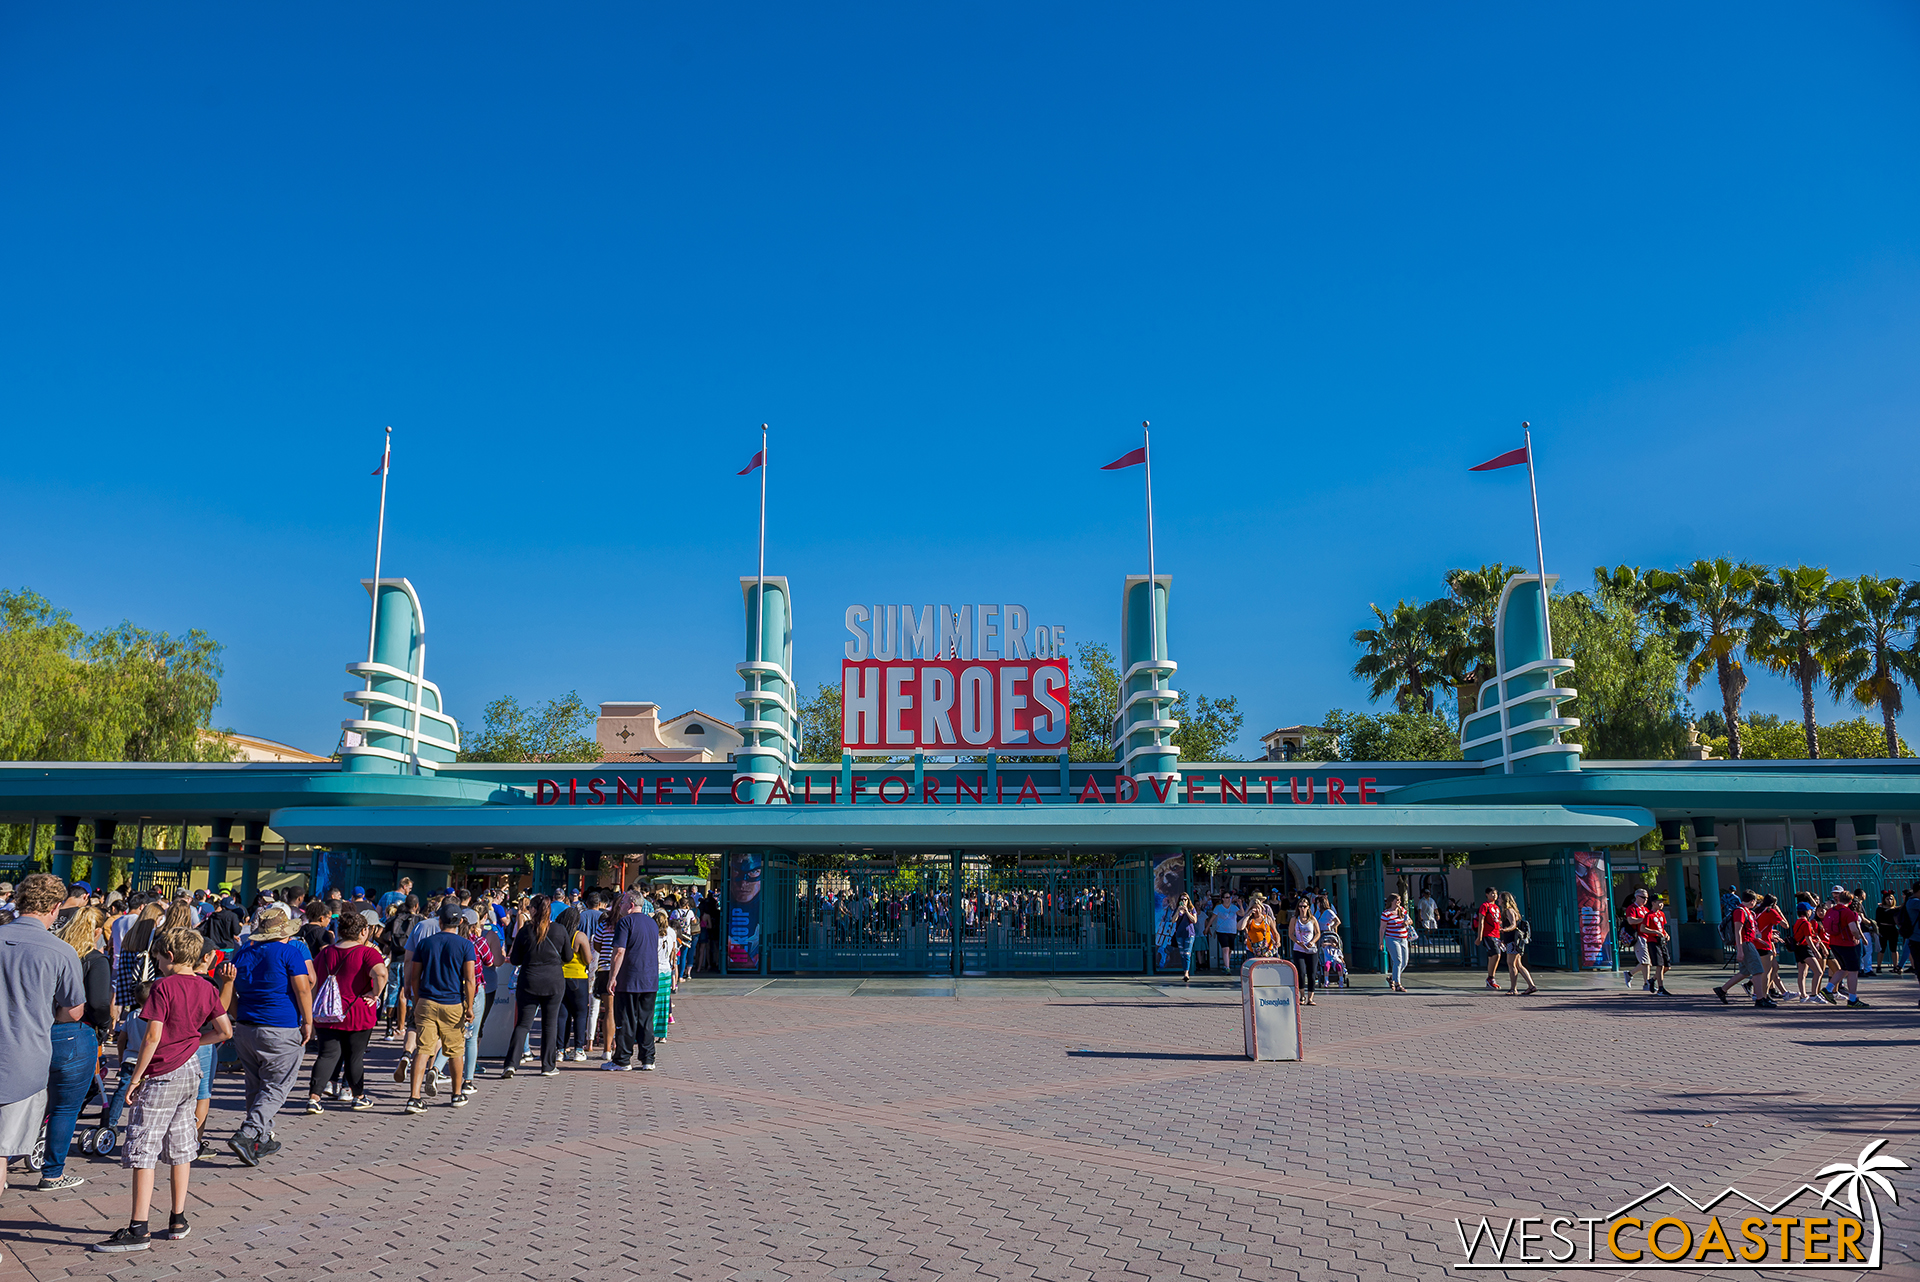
[880,776,910,804]
[1077,777,1104,803]
[1258,775,1279,804]
[615,777,643,805]
[768,776,791,804]
[1015,775,1040,804]
[1148,777,1173,802]
[1358,777,1378,805]
[684,776,708,805]
[587,778,606,806]
[730,775,754,803]
[1114,774,1138,803]
[1327,776,1347,804]
[1221,775,1247,803]
[655,777,673,805]
[1290,776,1313,804]
[923,777,941,803]
[536,779,559,805]
[568,777,577,806]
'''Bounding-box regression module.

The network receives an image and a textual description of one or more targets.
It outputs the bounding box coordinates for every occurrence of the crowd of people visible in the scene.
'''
[0,871,717,1257]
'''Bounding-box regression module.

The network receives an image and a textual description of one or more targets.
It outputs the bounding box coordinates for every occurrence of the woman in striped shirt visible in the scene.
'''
[592,912,617,1059]
[1379,893,1412,993]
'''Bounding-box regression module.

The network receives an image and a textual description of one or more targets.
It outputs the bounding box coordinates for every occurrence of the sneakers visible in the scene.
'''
[352,1095,375,1111]
[600,1062,631,1072]
[323,1081,345,1100]
[1848,998,1871,1009]
[405,1097,425,1115]
[449,1091,471,1108]
[197,1139,216,1159]
[226,1133,261,1168]
[638,1062,657,1072]
[90,1225,151,1253]
[1486,978,1500,990]
[37,1174,85,1191]
[392,1057,410,1083]
[1754,998,1779,1008]
[540,1068,561,1077]
[162,1213,191,1241]
[1712,987,1728,1005]
[257,1138,282,1159]
[1656,986,1672,996]
[422,1073,439,1097]
[499,1067,515,1080]
[1822,991,1841,1005]
[1642,981,1655,993]
[306,1098,325,1115]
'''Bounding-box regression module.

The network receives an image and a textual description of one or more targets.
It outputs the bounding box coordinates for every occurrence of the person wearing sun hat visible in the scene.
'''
[224,903,313,1166]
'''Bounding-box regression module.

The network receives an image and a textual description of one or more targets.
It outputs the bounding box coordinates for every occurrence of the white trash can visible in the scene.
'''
[1241,958,1303,1061]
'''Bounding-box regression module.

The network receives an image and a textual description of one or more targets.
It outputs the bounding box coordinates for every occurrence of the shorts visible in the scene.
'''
[414,1000,467,1059]
[593,970,612,999]
[195,1043,215,1102]
[1832,945,1862,973]
[1645,941,1670,969]
[122,1060,202,1169]
[1631,938,1650,965]
[1790,944,1811,964]
[1216,933,1236,951]
[0,1090,47,1158]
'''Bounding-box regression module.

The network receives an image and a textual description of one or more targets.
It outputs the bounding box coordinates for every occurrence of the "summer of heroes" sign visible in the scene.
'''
[842,603,1069,752]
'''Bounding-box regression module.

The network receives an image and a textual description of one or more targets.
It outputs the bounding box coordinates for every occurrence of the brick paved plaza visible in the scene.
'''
[3,968,1914,1282]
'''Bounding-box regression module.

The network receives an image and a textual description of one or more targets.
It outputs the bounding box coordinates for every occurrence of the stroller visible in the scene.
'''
[17,1064,114,1174]
[1319,933,1350,989]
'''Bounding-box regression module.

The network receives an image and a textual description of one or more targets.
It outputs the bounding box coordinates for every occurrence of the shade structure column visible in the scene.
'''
[88,820,116,891]
[240,821,263,905]
[1692,819,1720,930]
[206,818,234,894]
[51,816,79,883]
[1659,819,1686,921]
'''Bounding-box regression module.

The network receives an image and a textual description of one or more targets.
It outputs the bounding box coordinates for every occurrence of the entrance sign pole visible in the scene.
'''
[1142,421,1157,665]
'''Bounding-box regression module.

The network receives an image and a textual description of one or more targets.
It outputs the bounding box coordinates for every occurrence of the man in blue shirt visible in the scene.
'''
[376,877,413,916]
[405,904,476,1113]
[603,892,660,1072]
[225,904,313,1166]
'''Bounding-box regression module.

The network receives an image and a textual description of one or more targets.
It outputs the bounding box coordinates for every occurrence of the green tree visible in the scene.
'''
[1828,575,1920,758]
[458,691,604,762]
[795,681,844,762]
[1550,591,1688,760]
[1311,708,1461,761]
[1749,566,1854,759]
[1432,564,1522,721]
[1351,600,1446,714]
[1068,641,1121,762]
[0,588,232,763]
[1170,693,1244,762]
[1652,558,1766,759]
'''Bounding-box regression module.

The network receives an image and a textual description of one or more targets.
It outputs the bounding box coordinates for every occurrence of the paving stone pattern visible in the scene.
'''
[3,972,1914,1282]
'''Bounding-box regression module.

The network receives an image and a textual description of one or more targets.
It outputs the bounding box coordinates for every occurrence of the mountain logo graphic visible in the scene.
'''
[1452,1140,1907,1270]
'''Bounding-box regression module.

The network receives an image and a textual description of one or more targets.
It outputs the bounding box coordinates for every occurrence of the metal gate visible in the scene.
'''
[953,860,1150,974]
[762,856,1152,974]
[1524,858,1575,969]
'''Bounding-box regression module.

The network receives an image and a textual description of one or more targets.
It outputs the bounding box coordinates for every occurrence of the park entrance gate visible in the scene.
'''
[763,854,1153,974]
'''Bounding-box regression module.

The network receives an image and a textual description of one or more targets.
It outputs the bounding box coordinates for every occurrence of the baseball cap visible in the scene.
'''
[353,886,366,897]
[72,881,93,895]
[438,902,464,927]
[459,908,480,925]
[1832,885,1846,895]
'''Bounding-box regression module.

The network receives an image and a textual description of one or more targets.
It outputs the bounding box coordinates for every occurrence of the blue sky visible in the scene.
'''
[4,4,1919,756]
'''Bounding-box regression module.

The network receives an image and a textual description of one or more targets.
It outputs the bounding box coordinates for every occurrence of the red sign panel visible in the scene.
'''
[841,660,1070,752]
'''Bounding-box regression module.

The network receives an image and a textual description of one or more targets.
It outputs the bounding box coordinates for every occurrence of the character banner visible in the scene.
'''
[1573,850,1611,969]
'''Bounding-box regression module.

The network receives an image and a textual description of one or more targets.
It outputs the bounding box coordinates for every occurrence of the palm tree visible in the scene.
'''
[1352,600,1446,715]
[1651,559,1765,759]
[1828,575,1920,758]
[1593,564,1686,636]
[1749,566,1854,759]
[1432,564,1522,722]
[1817,1138,1908,1244]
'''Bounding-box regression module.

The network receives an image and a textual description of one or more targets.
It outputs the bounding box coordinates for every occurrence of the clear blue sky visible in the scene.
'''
[5,5,1919,756]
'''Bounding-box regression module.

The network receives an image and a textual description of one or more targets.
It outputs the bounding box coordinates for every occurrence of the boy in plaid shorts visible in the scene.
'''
[91,928,232,1254]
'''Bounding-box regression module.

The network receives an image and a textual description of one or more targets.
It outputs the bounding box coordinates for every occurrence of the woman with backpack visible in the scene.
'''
[1499,891,1537,996]
[503,894,568,1077]
[382,895,420,1040]
[305,911,388,1113]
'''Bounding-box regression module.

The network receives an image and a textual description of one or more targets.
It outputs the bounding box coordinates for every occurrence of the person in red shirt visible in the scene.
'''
[1475,889,1503,990]
[1822,888,1868,1007]
[1637,893,1673,996]
[91,927,233,1254]
[1620,888,1651,990]
[1749,894,1787,1006]
[1713,891,1771,1006]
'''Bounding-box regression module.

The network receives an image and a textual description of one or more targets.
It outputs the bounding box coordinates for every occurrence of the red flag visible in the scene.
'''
[371,456,387,476]
[736,449,764,476]
[1101,446,1146,470]
[1470,445,1529,471]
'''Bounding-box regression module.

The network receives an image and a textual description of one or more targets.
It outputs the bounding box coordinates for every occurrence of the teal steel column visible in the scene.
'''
[734,578,794,804]
[1851,816,1882,905]
[206,818,233,894]
[950,849,963,977]
[1119,575,1178,793]
[840,752,852,805]
[88,820,116,891]
[1658,819,1685,921]
[1357,850,1386,973]
[1692,819,1719,928]
[1332,849,1351,960]
[51,816,79,884]
[239,821,263,905]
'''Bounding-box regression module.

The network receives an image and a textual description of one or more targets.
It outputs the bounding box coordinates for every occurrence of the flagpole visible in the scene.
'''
[365,426,391,668]
[1142,421,1158,665]
[756,423,767,667]
[1521,422,1551,655]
